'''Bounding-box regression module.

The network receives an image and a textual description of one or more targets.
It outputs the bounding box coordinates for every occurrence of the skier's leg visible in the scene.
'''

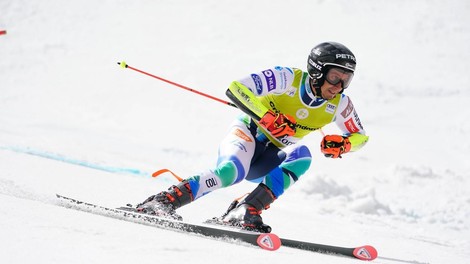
[137,118,258,216]
[221,144,312,231]
[259,144,312,198]
[187,118,258,200]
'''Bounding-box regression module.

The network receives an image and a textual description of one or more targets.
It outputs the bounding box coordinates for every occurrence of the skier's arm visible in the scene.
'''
[334,95,369,152]
[225,67,295,120]
[321,95,368,158]
[226,81,296,138]
[225,81,269,120]
[226,67,297,138]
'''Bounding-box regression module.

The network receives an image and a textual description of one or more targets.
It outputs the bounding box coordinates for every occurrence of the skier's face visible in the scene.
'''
[320,68,353,99]
[320,79,343,99]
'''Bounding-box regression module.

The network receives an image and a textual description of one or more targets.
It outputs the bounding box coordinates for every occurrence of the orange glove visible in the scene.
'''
[321,135,351,158]
[259,110,296,138]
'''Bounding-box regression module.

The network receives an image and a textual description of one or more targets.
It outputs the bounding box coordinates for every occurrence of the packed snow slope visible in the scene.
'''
[1,0,469,263]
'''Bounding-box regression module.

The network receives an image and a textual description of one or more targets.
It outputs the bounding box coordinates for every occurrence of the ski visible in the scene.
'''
[204,218,377,261]
[56,194,377,260]
[55,194,281,251]
[280,238,377,261]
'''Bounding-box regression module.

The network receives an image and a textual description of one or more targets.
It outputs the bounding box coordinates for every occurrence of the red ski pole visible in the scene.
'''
[117,61,236,108]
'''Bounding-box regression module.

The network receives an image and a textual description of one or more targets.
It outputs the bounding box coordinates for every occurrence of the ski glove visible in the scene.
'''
[259,110,296,138]
[321,135,351,158]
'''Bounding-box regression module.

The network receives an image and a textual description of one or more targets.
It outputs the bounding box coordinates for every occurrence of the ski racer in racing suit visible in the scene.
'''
[137,42,369,233]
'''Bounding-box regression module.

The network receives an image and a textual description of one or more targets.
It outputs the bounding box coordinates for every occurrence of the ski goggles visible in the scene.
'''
[325,67,354,89]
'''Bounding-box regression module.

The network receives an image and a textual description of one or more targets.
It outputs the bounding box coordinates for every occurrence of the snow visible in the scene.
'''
[1,0,469,263]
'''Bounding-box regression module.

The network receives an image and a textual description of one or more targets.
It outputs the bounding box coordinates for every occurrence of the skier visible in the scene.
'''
[137,42,369,232]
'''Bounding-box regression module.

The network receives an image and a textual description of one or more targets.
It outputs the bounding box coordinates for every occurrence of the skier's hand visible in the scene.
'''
[259,110,296,138]
[321,135,351,158]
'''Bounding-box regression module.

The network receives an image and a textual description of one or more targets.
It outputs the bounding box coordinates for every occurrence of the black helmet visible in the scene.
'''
[307,42,356,80]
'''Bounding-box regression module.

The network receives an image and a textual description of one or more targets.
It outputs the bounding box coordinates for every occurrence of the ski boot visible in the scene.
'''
[218,183,276,233]
[136,180,194,220]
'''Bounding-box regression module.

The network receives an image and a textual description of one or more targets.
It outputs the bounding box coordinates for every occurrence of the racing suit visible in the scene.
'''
[184,66,368,200]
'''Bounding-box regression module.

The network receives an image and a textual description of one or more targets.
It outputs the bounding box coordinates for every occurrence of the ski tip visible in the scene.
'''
[353,245,378,261]
[257,233,281,251]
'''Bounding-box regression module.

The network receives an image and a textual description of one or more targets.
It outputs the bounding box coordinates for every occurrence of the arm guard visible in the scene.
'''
[347,133,369,152]
[225,81,269,121]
